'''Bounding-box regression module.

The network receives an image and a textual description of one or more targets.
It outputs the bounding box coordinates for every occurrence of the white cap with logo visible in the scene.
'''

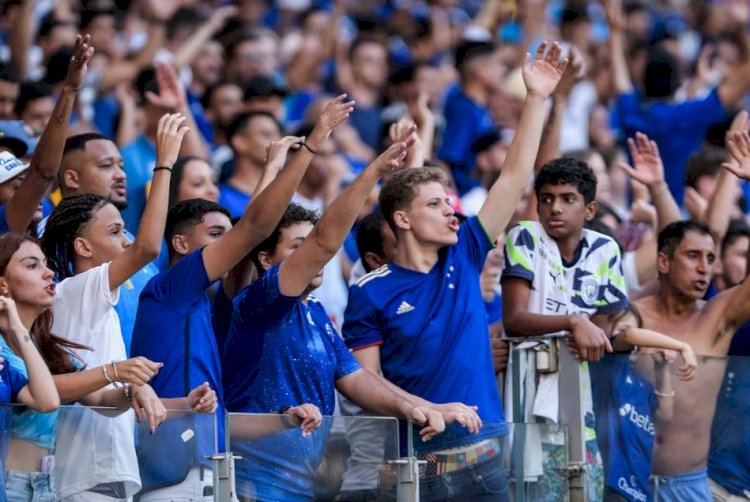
[0,150,28,185]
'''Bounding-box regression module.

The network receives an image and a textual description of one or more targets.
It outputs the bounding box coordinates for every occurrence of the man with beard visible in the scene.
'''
[39,133,158,352]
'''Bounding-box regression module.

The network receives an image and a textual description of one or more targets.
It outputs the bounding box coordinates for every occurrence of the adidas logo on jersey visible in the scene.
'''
[396,301,415,315]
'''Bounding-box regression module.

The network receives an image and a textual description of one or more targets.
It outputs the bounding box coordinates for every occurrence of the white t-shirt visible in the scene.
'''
[51,263,141,498]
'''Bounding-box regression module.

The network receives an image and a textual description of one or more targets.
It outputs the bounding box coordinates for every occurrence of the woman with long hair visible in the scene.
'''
[0,232,166,501]
[38,113,216,501]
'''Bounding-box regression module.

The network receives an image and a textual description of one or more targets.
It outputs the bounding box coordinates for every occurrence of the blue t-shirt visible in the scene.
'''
[591,353,656,502]
[121,134,157,233]
[0,352,27,502]
[0,205,9,234]
[349,105,383,152]
[615,89,728,206]
[708,323,750,496]
[130,249,223,457]
[438,85,495,196]
[223,264,360,500]
[343,216,507,454]
[218,184,251,219]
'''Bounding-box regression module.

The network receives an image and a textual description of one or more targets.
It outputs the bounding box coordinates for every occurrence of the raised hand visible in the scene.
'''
[265,136,305,167]
[603,0,626,32]
[187,382,218,413]
[372,125,416,176]
[208,5,239,29]
[145,62,187,112]
[553,46,585,99]
[723,111,749,170]
[406,92,435,131]
[307,94,356,149]
[617,132,665,188]
[684,186,708,220]
[155,113,190,169]
[522,41,569,100]
[0,296,26,342]
[64,34,95,92]
[723,130,750,180]
[284,403,323,437]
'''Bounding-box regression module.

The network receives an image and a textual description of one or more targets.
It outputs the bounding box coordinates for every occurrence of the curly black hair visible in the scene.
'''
[534,158,598,204]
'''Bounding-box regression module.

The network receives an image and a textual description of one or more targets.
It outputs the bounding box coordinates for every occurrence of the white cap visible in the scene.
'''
[0,150,28,185]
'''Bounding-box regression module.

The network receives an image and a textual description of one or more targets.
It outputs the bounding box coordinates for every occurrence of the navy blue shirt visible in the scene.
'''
[708,322,750,496]
[343,216,507,453]
[0,205,9,234]
[223,264,360,500]
[130,249,223,456]
[218,184,251,219]
[591,353,656,502]
[438,85,495,196]
[615,89,727,206]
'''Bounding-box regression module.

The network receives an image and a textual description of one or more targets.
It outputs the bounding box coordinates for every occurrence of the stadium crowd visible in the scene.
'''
[0,0,749,500]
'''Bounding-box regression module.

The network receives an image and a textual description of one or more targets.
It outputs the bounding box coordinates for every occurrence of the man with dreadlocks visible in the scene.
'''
[39,113,216,500]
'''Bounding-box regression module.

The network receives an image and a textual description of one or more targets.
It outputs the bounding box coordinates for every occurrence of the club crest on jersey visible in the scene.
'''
[581,278,598,304]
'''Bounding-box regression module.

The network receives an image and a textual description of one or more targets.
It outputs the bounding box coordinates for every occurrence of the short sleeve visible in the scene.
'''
[332,334,361,381]
[0,204,10,235]
[151,249,212,307]
[457,216,496,270]
[596,242,629,315]
[233,264,298,330]
[5,364,29,402]
[673,89,728,131]
[342,286,383,351]
[55,263,119,330]
[501,223,536,284]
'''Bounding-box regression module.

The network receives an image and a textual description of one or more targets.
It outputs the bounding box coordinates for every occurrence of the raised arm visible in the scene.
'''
[704,111,748,242]
[2,298,59,412]
[145,62,209,160]
[5,35,93,232]
[173,6,237,69]
[605,0,633,94]
[108,113,188,291]
[716,131,750,328]
[617,132,681,232]
[477,41,568,239]
[201,95,355,282]
[277,130,413,297]
[535,47,585,175]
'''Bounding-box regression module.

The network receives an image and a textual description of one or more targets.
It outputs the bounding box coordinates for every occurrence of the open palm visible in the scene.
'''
[724,130,750,180]
[618,132,664,188]
[522,41,569,100]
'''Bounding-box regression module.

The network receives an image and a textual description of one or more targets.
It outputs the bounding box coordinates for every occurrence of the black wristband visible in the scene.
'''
[153,166,173,173]
[302,142,318,155]
[278,405,292,414]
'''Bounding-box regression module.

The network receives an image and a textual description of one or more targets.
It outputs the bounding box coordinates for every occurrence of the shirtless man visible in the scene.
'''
[632,129,750,502]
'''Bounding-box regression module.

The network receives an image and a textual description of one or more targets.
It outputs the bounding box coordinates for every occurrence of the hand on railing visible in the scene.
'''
[283,403,323,437]
[432,402,483,434]
[131,384,168,434]
[187,382,218,413]
[408,406,445,441]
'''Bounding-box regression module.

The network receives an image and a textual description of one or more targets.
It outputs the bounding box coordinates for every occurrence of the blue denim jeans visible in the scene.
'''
[419,455,510,502]
[5,470,55,502]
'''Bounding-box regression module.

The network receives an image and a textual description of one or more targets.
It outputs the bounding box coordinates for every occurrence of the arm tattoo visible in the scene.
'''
[53,96,73,127]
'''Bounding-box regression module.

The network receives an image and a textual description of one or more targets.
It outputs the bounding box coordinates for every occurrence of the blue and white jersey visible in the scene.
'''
[344,216,507,454]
